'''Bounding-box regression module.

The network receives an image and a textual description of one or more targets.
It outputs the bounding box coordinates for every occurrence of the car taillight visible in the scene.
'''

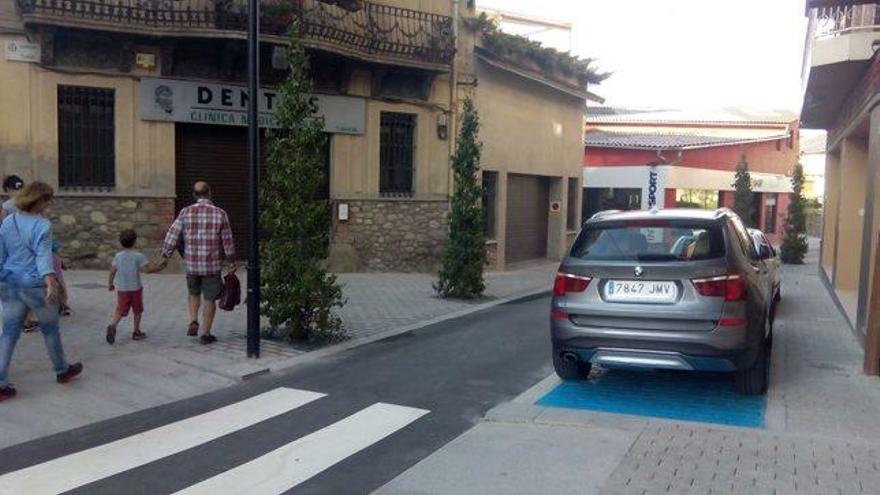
[553,272,592,297]
[692,274,746,302]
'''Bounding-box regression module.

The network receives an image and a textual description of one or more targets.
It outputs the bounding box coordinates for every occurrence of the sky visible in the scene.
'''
[476,0,809,112]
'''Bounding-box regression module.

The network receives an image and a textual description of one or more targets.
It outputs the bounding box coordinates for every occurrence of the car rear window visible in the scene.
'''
[570,220,726,261]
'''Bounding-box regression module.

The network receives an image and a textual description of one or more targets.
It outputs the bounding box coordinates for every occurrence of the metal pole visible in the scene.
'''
[246,0,261,358]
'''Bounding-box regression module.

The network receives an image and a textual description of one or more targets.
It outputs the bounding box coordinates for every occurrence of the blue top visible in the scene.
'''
[2,198,18,216]
[112,250,148,292]
[0,213,55,287]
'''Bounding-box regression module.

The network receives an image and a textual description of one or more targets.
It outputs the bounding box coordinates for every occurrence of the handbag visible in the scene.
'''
[217,272,241,311]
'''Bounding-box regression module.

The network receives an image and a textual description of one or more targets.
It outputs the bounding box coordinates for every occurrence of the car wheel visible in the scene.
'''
[734,338,770,395]
[553,352,592,380]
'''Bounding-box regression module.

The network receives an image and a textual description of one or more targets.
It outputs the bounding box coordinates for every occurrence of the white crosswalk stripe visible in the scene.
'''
[0,388,325,495]
[174,402,430,495]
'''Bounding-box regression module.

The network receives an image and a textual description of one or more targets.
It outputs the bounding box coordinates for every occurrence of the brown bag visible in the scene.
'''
[218,272,241,311]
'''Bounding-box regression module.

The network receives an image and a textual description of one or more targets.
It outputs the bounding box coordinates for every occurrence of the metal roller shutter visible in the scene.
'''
[175,125,329,259]
[505,174,549,263]
[175,124,255,258]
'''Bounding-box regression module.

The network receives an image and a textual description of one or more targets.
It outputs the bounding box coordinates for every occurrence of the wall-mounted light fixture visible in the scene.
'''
[437,112,449,140]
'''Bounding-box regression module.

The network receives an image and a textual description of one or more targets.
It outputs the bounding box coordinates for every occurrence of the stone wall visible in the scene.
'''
[50,197,176,269]
[339,199,448,272]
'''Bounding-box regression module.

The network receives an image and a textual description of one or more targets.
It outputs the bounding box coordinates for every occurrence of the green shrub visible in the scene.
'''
[261,22,346,343]
[435,97,486,299]
[781,163,809,264]
[732,155,754,227]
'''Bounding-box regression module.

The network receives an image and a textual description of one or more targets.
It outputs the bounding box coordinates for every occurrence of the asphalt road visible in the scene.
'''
[0,293,554,495]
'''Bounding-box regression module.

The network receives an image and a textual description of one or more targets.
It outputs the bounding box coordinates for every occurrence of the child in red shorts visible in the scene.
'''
[106,229,161,344]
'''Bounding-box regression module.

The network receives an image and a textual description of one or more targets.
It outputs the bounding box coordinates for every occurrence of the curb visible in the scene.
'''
[241,287,552,379]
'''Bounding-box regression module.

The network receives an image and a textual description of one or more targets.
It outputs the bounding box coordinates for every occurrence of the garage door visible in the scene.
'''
[175,124,257,258]
[505,174,549,263]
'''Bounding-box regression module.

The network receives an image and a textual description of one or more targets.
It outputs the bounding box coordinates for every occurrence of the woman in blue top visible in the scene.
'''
[0,182,82,402]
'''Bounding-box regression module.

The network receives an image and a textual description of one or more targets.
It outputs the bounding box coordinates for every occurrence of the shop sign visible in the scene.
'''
[4,40,40,63]
[647,168,660,208]
[138,77,365,134]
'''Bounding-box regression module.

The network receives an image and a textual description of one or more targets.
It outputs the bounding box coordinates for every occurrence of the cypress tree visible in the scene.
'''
[733,154,754,226]
[261,22,346,343]
[781,163,809,264]
[435,97,487,299]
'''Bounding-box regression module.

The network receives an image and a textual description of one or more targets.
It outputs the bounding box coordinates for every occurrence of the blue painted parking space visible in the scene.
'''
[536,369,766,428]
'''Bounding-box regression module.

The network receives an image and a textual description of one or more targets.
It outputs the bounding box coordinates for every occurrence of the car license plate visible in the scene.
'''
[604,280,677,303]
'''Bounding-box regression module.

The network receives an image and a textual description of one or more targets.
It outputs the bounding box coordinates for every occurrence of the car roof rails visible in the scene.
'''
[589,209,622,220]
[714,207,734,218]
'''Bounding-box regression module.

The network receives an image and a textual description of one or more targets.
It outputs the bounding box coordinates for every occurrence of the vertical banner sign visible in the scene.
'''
[647,166,659,209]
[643,165,663,243]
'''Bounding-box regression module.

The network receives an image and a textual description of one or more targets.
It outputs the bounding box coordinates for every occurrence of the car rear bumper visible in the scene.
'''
[551,319,760,371]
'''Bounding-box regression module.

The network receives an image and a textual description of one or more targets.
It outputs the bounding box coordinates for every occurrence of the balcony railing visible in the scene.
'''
[813,2,880,38]
[16,0,454,67]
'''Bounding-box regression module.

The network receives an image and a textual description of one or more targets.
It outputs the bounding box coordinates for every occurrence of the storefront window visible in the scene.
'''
[583,188,641,220]
[675,189,719,209]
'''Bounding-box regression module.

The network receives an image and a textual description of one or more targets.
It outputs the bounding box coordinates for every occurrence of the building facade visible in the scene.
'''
[800,0,880,367]
[800,130,828,202]
[0,0,593,272]
[584,108,799,244]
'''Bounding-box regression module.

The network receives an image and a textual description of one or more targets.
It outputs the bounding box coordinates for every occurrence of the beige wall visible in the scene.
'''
[0,34,454,201]
[862,107,880,331]
[836,137,868,292]
[0,35,176,198]
[330,70,451,199]
[0,0,22,33]
[476,63,583,180]
[475,60,584,266]
[823,150,840,279]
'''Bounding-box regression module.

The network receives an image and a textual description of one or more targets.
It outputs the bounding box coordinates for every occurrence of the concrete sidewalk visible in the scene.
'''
[378,241,880,495]
[0,262,556,450]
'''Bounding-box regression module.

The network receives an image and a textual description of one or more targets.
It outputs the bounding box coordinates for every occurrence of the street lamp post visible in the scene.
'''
[246,0,261,358]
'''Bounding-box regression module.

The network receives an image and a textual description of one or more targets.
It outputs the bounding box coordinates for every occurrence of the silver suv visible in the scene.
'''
[550,208,774,395]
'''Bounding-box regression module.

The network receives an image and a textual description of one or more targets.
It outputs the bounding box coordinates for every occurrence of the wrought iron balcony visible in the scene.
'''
[812,2,880,37]
[16,0,454,68]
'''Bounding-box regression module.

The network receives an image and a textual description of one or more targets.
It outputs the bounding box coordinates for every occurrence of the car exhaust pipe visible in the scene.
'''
[561,352,578,363]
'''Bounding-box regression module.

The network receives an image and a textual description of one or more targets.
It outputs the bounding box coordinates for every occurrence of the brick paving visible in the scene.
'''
[600,424,880,495]
[11,262,556,375]
[596,241,880,494]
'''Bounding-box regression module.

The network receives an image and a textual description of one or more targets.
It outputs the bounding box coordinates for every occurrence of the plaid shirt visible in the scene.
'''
[161,199,235,276]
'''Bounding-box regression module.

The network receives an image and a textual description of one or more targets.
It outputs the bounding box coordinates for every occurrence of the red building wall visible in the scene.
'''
[584,137,798,176]
[664,189,677,208]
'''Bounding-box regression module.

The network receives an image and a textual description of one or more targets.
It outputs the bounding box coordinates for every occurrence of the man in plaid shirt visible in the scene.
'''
[160,181,236,345]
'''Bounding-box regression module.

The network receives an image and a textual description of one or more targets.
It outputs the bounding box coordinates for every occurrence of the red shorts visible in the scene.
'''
[117,289,144,317]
